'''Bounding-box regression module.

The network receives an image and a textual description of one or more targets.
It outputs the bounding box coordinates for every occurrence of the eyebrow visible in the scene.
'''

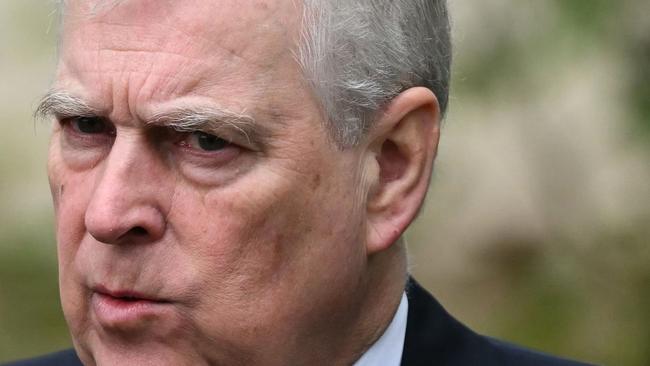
[35,89,100,120]
[148,105,263,147]
[35,89,270,147]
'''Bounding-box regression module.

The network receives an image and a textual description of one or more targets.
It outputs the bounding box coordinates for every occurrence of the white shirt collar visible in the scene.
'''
[353,293,408,366]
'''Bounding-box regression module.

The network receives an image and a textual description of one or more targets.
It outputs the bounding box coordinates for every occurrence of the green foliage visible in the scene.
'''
[554,0,614,36]
[0,234,70,362]
[628,39,650,137]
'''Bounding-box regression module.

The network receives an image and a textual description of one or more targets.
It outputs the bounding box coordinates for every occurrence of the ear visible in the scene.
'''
[364,87,441,255]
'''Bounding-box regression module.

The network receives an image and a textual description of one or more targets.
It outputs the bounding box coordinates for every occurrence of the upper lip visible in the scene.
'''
[93,285,169,303]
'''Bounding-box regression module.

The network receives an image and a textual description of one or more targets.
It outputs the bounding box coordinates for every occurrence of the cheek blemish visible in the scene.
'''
[272,232,284,255]
[60,184,65,197]
[311,173,321,190]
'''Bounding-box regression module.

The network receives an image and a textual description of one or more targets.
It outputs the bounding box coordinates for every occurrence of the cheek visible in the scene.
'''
[49,144,99,339]
[47,136,63,212]
[168,186,297,289]
[170,164,365,306]
[48,150,97,268]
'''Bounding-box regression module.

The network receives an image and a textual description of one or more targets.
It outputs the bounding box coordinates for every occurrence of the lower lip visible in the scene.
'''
[92,292,171,329]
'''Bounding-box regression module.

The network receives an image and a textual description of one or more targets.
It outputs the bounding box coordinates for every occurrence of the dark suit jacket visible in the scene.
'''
[3,279,594,366]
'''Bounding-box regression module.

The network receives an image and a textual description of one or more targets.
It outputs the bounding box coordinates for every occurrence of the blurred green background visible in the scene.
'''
[1,1,649,364]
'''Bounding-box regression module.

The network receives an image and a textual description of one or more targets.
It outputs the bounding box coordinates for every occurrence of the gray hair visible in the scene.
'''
[54,0,451,148]
[299,0,452,147]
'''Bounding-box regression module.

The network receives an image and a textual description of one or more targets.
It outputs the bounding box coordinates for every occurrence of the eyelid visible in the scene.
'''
[168,124,260,152]
[54,111,102,121]
[56,114,108,127]
[59,115,116,135]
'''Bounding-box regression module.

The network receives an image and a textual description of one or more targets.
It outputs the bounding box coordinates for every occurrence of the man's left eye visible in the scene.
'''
[186,131,231,152]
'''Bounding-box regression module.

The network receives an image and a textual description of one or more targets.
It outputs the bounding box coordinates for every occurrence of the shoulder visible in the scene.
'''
[2,349,82,366]
[401,279,596,366]
[485,337,594,366]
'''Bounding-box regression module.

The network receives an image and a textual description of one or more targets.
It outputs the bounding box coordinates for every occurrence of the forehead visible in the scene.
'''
[61,0,301,43]
[56,0,306,118]
[61,0,302,61]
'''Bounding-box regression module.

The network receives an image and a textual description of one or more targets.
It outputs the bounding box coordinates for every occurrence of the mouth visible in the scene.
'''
[94,286,168,303]
[91,285,173,329]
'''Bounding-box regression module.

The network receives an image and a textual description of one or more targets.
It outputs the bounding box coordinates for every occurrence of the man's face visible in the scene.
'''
[48,1,371,364]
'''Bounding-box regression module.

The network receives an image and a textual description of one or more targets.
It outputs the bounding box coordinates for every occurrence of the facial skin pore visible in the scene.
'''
[44,1,439,365]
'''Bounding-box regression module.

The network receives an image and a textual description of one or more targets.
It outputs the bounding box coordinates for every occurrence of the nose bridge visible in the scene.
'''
[85,132,168,244]
[100,132,160,190]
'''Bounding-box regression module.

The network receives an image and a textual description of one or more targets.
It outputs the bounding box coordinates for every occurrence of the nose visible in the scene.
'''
[84,134,168,245]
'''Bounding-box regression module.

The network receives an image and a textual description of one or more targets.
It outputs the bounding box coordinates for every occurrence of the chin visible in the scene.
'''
[88,350,206,366]
[66,301,211,366]
[74,336,214,366]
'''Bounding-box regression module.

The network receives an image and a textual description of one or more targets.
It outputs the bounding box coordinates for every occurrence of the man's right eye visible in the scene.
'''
[64,116,114,135]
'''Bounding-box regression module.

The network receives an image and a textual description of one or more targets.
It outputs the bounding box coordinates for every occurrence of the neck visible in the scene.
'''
[319,241,408,366]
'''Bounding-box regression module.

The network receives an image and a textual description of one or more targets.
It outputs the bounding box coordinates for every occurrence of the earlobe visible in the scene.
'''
[364,87,441,255]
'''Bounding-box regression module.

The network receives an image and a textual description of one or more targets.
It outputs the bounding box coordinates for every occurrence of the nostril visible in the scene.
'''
[130,226,148,236]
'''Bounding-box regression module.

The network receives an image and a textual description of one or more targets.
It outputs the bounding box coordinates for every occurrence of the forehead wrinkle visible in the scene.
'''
[80,20,191,55]
[62,19,281,98]
[59,52,208,103]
